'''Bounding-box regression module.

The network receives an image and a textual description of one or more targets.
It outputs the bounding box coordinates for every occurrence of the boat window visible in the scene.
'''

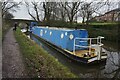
[45,30,47,34]
[65,32,67,36]
[50,31,52,35]
[61,33,64,39]
[40,30,43,36]
[69,34,74,40]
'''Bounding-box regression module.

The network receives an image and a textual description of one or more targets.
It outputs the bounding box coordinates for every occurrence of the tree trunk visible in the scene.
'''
[69,15,74,25]
[70,19,73,24]
[0,2,2,79]
[86,14,90,25]
[46,13,51,26]
[111,12,115,22]
[82,17,85,23]
[61,13,65,22]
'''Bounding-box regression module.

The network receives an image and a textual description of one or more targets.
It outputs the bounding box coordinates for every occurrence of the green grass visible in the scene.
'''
[89,22,118,26]
[14,28,77,78]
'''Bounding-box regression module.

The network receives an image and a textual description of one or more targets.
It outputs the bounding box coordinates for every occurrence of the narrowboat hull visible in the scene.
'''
[32,33,107,64]
[29,22,107,64]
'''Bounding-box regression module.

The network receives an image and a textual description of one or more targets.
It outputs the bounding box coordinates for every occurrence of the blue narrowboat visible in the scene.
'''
[30,22,107,64]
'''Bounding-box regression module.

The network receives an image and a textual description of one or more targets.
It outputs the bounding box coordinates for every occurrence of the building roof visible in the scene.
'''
[105,8,120,14]
[92,8,120,20]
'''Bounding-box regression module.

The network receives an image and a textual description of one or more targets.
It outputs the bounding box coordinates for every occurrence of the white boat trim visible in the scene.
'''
[21,29,27,33]
[88,55,107,63]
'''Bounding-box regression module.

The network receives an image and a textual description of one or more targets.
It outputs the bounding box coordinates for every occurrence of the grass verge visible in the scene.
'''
[14,28,77,78]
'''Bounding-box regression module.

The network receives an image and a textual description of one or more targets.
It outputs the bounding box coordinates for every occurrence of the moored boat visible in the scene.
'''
[30,22,107,64]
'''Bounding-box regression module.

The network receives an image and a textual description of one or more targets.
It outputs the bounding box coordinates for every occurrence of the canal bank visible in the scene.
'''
[14,28,77,78]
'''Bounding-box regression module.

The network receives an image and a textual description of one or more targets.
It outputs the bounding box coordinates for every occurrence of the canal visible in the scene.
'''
[27,33,120,78]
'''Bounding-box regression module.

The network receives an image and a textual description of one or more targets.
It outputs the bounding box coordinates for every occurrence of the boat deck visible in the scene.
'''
[75,49,97,58]
[64,48,97,58]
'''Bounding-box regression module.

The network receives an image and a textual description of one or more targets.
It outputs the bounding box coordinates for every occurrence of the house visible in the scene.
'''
[92,8,120,22]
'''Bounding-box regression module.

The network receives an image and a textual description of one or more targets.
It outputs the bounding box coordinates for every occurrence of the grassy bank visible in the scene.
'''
[14,29,77,78]
[87,24,119,41]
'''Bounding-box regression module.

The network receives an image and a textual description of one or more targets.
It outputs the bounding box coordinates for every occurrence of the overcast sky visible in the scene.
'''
[13,0,119,2]
[12,0,119,22]
[13,4,31,20]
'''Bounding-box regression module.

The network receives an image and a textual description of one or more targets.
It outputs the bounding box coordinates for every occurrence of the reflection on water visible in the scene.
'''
[27,34,120,78]
[103,40,120,52]
[104,51,120,78]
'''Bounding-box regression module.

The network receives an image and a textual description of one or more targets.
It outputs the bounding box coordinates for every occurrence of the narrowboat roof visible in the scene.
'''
[34,26,86,31]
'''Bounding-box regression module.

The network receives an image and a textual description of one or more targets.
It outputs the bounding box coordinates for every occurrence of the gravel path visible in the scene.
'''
[2,28,27,78]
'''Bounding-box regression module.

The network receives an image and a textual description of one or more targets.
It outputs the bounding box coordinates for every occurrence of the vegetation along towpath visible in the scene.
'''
[14,28,77,78]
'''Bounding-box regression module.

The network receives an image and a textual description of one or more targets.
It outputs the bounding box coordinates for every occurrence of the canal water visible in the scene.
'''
[27,33,120,78]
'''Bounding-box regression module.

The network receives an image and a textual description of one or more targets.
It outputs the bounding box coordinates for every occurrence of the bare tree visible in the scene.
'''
[25,1,41,22]
[25,1,64,25]
[61,2,81,24]
[25,1,36,21]
[79,3,87,23]
[58,3,67,22]
[3,11,14,19]
[79,1,106,24]
[31,1,40,22]
[42,2,58,25]
[2,0,21,18]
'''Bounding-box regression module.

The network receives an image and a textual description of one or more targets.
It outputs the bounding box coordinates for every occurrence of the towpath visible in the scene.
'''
[2,28,27,78]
